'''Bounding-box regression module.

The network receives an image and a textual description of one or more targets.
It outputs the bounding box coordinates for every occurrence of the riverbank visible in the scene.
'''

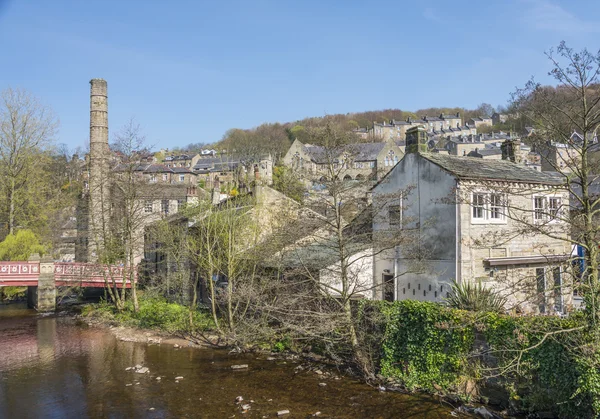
[75,300,509,419]
[0,303,462,418]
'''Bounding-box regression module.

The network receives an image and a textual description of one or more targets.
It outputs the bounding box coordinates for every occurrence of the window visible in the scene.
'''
[536,268,546,314]
[553,267,563,313]
[534,196,562,222]
[472,193,485,219]
[490,194,503,219]
[161,200,169,215]
[162,174,168,182]
[369,161,376,168]
[471,192,506,223]
[389,205,401,226]
[144,200,153,213]
[548,197,561,219]
[179,174,185,182]
[384,156,390,167]
[150,174,157,183]
[534,197,545,221]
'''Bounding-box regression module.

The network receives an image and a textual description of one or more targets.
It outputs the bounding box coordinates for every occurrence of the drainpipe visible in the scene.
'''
[455,182,461,285]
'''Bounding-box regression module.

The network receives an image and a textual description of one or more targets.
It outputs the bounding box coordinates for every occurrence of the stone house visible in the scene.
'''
[492,113,508,125]
[468,117,493,131]
[370,113,464,141]
[372,126,571,314]
[192,154,273,189]
[538,142,581,173]
[114,163,197,185]
[283,139,404,181]
[164,153,201,169]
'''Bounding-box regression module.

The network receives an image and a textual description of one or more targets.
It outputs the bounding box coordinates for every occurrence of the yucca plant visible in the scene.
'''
[446,280,507,313]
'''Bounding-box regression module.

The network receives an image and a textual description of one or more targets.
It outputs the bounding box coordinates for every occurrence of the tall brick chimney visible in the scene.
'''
[88,79,110,261]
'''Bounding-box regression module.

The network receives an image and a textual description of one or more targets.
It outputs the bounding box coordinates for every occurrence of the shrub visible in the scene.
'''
[446,280,507,313]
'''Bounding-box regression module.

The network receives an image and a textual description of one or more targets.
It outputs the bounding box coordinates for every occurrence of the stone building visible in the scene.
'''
[282,139,404,181]
[164,153,202,169]
[191,154,273,189]
[492,112,508,125]
[370,113,464,141]
[372,126,571,314]
[467,117,493,131]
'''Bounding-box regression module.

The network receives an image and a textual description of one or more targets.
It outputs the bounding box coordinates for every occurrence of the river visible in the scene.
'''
[0,304,460,418]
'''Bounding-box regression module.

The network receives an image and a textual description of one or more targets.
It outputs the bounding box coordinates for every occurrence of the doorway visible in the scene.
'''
[383,273,395,301]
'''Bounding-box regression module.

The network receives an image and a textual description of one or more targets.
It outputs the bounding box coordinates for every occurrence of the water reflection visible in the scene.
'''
[0,304,457,418]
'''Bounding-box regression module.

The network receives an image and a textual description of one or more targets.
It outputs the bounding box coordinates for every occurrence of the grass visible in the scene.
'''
[82,296,215,334]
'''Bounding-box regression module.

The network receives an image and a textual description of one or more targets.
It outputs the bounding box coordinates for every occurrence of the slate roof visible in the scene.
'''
[468,148,502,157]
[303,142,389,163]
[143,164,172,173]
[165,154,192,161]
[171,167,193,173]
[441,113,460,119]
[423,154,564,185]
[352,142,386,161]
[422,116,442,122]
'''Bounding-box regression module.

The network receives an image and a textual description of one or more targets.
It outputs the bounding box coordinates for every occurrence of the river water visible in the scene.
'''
[0,304,459,418]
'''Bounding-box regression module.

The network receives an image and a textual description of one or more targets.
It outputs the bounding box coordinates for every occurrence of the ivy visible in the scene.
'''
[360,301,600,418]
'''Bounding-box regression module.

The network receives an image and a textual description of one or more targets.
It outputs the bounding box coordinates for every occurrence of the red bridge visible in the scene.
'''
[0,261,136,288]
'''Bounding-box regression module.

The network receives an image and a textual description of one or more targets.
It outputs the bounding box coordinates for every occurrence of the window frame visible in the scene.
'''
[388,204,402,227]
[144,200,153,214]
[161,199,170,215]
[532,194,563,223]
[470,192,507,224]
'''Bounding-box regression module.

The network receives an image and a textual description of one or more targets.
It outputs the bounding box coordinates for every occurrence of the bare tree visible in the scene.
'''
[257,123,423,375]
[510,42,600,323]
[0,88,58,237]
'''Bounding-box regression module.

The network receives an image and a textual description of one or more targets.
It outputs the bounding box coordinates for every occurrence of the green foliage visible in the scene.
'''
[134,298,213,333]
[84,297,214,334]
[360,301,600,418]
[374,300,474,392]
[446,280,507,313]
[272,165,305,202]
[0,286,26,301]
[0,230,46,261]
[272,336,292,353]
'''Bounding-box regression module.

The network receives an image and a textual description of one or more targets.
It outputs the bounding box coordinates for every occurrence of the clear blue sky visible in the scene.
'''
[1,0,599,150]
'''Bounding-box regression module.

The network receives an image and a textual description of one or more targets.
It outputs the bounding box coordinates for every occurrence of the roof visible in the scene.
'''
[423,154,564,185]
[352,142,386,161]
[171,167,193,173]
[267,239,371,270]
[441,113,460,119]
[143,164,173,173]
[303,142,392,164]
[468,148,502,157]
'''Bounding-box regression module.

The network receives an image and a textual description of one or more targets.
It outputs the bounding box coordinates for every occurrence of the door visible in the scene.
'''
[383,274,395,302]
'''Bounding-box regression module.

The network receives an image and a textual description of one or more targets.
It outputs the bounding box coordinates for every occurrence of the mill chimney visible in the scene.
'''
[87,78,110,262]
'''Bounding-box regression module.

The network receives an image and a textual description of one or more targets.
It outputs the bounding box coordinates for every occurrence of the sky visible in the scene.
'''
[1,0,599,151]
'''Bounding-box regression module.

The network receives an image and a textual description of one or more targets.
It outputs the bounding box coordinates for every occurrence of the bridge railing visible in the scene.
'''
[54,262,137,288]
[0,261,137,288]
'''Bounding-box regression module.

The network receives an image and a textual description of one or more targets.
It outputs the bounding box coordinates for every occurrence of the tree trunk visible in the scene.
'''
[8,178,15,235]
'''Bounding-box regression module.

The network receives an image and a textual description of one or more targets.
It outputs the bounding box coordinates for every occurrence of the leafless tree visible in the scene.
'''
[0,88,58,237]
